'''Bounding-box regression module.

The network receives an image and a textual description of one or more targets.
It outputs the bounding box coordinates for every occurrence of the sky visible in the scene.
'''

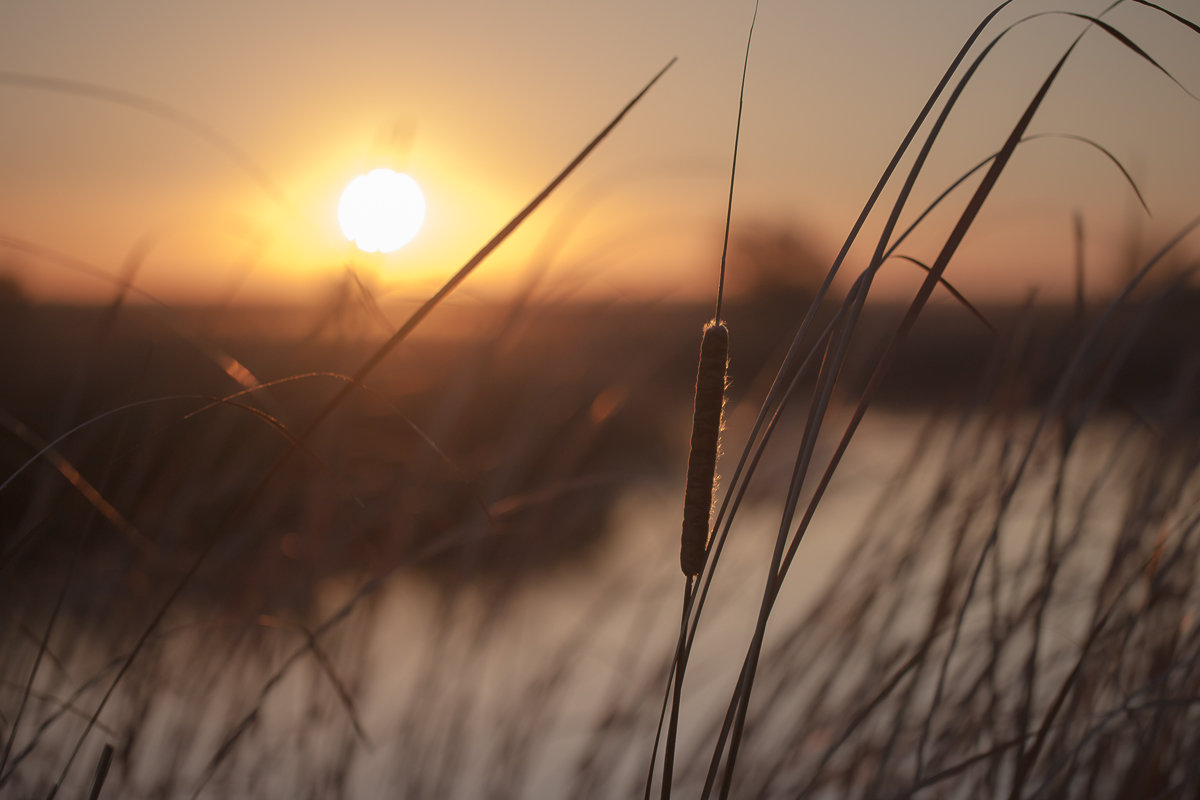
[1,0,1198,305]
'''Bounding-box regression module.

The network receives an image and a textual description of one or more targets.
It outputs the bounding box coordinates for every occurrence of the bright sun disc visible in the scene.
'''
[338,169,426,253]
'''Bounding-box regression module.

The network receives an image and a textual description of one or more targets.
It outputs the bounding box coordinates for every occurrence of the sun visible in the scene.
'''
[338,169,426,253]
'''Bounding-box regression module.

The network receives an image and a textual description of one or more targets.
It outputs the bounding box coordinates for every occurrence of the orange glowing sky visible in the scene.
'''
[1,1,1198,306]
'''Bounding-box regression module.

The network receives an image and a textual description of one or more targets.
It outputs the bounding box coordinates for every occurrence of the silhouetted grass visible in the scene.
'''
[2,2,1200,799]
[651,1,1200,798]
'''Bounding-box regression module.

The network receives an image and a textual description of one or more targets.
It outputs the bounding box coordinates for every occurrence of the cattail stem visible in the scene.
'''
[681,322,729,576]
[86,744,114,800]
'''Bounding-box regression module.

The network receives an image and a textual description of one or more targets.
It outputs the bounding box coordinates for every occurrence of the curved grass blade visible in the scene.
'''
[1129,0,1200,37]
[1060,13,1200,102]
[889,131,1151,261]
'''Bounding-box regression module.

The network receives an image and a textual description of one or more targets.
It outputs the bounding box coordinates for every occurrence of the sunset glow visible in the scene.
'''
[338,169,426,254]
[1,1,1198,304]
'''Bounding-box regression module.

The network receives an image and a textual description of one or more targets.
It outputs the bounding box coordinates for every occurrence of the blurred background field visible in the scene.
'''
[3,280,1200,797]
[3,0,1200,796]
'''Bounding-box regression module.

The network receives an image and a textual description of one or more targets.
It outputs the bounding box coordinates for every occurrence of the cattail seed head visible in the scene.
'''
[680,321,729,576]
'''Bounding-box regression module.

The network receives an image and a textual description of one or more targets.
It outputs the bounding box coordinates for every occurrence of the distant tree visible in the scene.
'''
[726,221,827,301]
[0,271,27,306]
[1114,208,1198,298]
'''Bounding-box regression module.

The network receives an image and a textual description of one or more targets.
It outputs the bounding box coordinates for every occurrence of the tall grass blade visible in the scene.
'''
[84,743,112,800]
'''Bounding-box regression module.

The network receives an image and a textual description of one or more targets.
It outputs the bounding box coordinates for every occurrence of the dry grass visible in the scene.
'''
[2,2,1200,798]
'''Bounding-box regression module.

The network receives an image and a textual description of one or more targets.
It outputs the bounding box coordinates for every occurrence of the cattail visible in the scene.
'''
[680,321,729,576]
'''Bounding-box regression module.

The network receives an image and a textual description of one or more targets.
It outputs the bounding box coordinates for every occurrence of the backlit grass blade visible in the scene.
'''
[304,57,678,440]
[890,132,1151,256]
[1060,13,1200,102]
[1131,0,1200,37]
